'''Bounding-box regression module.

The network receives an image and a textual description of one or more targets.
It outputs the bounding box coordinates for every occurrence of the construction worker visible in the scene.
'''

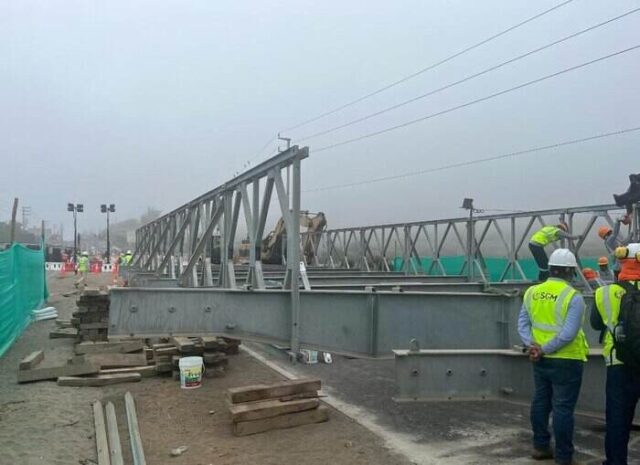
[582,267,604,289]
[124,250,133,266]
[529,223,581,281]
[518,248,588,465]
[75,251,90,288]
[598,215,631,280]
[598,257,615,284]
[590,244,640,465]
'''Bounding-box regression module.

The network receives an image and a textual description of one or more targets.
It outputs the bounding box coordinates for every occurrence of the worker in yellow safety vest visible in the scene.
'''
[590,245,640,465]
[518,248,588,465]
[122,250,133,266]
[75,251,90,288]
[529,223,581,281]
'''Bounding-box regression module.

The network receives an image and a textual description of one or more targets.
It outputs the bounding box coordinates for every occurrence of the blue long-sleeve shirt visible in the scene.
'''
[518,286,585,355]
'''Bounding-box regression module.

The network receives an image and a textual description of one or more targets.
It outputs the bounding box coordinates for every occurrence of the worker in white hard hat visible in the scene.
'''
[75,251,90,288]
[518,248,588,465]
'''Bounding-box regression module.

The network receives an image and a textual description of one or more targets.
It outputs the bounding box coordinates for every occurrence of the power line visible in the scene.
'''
[282,0,574,133]
[312,44,640,153]
[298,7,640,142]
[304,126,640,193]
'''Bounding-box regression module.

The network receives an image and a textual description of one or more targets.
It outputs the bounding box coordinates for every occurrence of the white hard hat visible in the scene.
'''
[548,248,578,268]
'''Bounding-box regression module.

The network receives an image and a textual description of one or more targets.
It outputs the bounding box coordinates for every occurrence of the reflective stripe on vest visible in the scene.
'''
[595,283,635,366]
[530,226,560,247]
[524,279,588,361]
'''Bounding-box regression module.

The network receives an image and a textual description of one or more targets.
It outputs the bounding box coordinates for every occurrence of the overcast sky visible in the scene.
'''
[1,0,639,239]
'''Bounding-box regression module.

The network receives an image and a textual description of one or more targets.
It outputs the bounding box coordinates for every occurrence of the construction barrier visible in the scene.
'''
[44,262,64,271]
[47,262,117,273]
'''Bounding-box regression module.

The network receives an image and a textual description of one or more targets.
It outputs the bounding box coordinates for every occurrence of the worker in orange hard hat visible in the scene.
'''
[598,256,614,283]
[597,215,632,280]
[582,267,603,288]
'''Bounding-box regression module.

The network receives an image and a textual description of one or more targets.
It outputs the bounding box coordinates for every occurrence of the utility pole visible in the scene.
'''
[10,198,18,244]
[21,206,31,230]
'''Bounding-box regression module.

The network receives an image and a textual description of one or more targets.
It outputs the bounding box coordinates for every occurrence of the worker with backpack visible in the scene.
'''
[590,243,640,465]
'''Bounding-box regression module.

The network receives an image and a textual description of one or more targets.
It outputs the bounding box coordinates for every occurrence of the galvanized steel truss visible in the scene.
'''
[307,204,639,286]
[133,146,307,291]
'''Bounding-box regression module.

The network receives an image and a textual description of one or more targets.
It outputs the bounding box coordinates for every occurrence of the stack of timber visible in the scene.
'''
[151,336,239,379]
[50,288,111,341]
[227,378,328,436]
[72,289,110,342]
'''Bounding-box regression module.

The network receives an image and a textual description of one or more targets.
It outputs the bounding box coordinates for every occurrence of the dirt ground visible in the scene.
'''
[0,273,411,465]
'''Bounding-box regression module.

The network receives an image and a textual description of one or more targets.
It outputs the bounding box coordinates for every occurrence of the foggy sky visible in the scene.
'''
[1,0,639,239]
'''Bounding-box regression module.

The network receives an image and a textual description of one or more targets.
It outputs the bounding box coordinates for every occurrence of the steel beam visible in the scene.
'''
[393,349,628,416]
[109,288,601,358]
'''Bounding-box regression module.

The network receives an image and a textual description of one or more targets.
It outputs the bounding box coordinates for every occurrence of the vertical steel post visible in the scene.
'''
[290,157,301,355]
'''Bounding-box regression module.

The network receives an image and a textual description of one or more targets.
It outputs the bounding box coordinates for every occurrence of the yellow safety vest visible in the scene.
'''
[595,282,638,366]
[524,278,589,361]
[530,226,561,247]
[78,256,89,272]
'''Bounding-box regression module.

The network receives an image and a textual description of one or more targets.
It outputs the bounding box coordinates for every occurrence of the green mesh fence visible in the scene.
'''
[391,256,602,281]
[0,243,48,357]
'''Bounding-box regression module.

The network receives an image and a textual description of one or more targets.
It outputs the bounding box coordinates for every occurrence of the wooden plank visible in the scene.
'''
[75,341,145,355]
[125,392,147,465]
[17,361,99,383]
[228,378,321,404]
[105,402,124,465]
[58,373,142,387]
[86,353,148,369]
[202,351,227,364]
[19,350,44,370]
[233,405,328,436]
[55,319,73,328]
[100,366,156,378]
[170,336,195,353]
[230,398,319,422]
[49,329,77,339]
[79,322,109,330]
[154,346,179,357]
[92,401,111,465]
[201,336,223,350]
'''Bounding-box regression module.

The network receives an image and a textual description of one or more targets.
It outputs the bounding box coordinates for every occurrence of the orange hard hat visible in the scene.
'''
[582,268,597,280]
[597,226,612,239]
[598,256,609,266]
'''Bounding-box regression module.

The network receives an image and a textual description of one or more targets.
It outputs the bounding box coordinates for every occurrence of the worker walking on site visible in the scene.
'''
[518,248,588,465]
[590,244,640,465]
[529,223,581,281]
[75,251,90,288]
[598,215,631,280]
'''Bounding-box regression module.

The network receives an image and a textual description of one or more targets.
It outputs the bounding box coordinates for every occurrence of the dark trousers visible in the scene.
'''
[604,365,640,465]
[531,358,584,464]
[529,243,549,281]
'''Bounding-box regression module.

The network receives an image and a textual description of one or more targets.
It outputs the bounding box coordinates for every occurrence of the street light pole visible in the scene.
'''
[68,203,84,266]
[101,204,116,264]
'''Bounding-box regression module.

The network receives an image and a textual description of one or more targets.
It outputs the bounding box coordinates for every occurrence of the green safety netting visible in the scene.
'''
[391,256,602,282]
[0,243,48,357]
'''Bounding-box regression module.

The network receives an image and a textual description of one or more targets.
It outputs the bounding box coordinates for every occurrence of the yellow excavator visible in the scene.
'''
[261,212,327,265]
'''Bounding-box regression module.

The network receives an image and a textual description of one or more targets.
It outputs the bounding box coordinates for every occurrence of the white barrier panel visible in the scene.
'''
[45,262,64,271]
[102,264,114,272]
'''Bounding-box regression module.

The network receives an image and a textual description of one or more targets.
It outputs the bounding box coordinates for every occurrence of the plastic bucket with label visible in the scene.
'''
[178,356,204,389]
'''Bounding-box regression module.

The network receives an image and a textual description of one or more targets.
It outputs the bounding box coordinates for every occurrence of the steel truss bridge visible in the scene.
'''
[111,147,640,414]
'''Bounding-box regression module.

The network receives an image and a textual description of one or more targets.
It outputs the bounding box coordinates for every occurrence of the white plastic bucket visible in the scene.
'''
[178,356,204,389]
